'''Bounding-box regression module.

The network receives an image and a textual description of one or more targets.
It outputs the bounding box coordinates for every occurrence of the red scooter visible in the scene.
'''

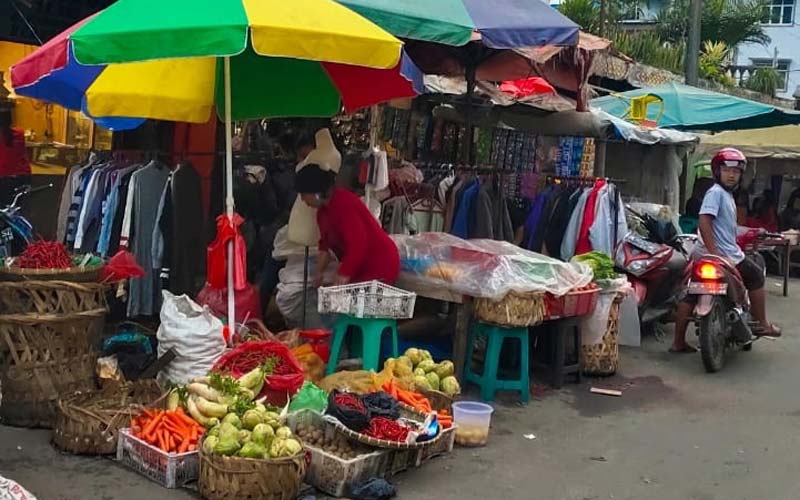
[687,255,755,372]
[616,206,695,336]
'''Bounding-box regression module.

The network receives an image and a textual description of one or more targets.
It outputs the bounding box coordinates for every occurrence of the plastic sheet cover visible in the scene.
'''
[392,233,593,300]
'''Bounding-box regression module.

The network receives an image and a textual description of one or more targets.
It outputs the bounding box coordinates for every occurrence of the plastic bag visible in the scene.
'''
[101,249,145,281]
[392,233,593,300]
[319,370,376,394]
[373,359,415,392]
[207,213,247,290]
[291,344,326,383]
[0,475,37,500]
[156,291,226,385]
[196,283,262,324]
[288,381,328,413]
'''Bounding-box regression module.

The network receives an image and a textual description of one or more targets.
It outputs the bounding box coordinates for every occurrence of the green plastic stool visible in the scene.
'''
[464,322,530,403]
[326,315,399,375]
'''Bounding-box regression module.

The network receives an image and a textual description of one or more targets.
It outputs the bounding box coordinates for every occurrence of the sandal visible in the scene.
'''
[753,324,782,338]
[669,345,698,354]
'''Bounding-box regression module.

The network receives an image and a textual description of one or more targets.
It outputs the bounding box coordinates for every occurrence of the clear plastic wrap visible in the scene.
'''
[392,233,593,300]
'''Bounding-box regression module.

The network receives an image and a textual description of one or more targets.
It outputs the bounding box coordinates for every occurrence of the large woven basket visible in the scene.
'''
[0,265,103,283]
[581,294,624,376]
[199,449,307,500]
[418,389,453,412]
[0,308,104,428]
[327,403,443,450]
[53,380,163,455]
[473,291,547,327]
[0,280,107,315]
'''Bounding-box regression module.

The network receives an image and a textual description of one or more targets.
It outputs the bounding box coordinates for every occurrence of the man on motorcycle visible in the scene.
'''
[670,148,781,353]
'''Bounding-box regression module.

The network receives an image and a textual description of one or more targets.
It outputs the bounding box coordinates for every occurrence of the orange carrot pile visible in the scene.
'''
[437,409,453,429]
[130,408,204,454]
[381,380,433,413]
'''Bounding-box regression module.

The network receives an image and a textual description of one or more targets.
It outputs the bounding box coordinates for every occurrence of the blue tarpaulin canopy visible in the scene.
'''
[591,82,800,132]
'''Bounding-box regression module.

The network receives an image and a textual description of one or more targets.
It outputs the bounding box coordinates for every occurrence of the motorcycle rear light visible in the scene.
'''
[696,261,723,280]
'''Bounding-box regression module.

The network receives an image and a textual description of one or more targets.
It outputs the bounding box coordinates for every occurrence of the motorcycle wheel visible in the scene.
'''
[699,297,726,373]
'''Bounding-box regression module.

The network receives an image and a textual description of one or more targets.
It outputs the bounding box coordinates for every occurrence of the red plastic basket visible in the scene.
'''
[299,329,331,363]
[544,288,599,320]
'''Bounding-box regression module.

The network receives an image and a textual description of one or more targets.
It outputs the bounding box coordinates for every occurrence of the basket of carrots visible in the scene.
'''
[116,407,206,488]
[53,380,162,455]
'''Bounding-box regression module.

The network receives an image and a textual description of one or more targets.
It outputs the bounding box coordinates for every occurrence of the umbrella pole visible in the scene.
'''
[224,56,236,336]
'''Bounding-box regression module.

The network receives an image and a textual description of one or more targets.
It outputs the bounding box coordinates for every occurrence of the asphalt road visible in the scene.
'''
[1,277,798,500]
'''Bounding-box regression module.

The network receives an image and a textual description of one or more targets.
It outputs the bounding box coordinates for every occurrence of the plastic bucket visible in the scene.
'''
[452,401,494,447]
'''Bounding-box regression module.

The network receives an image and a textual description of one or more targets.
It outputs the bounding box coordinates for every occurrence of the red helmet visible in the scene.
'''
[711,147,747,178]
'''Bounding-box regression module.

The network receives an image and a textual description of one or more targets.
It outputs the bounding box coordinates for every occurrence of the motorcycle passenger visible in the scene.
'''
[670,148,781,353]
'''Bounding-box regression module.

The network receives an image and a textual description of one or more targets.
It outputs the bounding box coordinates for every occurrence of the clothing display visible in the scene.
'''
[56,156,206,317]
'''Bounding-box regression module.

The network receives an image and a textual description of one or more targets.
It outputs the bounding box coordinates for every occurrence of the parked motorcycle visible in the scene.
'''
[616,205,695,336]
[0,184,51,259]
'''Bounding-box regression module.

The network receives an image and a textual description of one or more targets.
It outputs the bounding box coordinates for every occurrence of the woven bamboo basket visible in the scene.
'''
[418,389,453,412]
[53,380,163,455]
[581,294,624,376]
[0,281,107,316]
[473,291,547,327]
[0,265,103,283]
[0,308,104,428]
[199,448,307,500]
[327,403,443,450]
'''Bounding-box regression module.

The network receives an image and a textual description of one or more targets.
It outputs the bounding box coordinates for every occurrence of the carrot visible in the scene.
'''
[142,411,164,439]
[178,434,191,453]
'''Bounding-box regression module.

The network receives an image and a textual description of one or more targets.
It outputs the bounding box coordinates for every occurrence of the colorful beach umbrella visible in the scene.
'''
[11,0,423,126]
[11,0,422,329]
[338,0,580,48]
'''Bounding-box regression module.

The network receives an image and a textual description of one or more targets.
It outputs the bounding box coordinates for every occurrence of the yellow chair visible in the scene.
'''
[628,93,664,127]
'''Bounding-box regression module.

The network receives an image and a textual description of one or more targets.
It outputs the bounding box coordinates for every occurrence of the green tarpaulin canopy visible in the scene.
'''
[591,82,800,132]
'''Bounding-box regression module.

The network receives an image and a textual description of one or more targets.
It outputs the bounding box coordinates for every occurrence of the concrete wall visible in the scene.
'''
[735,19,800,99]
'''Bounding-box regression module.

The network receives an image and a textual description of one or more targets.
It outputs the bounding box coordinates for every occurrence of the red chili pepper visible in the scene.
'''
[18,240,72,269]
[364,417,410,442]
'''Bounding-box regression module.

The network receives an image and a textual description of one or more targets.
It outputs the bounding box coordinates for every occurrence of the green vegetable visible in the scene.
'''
[166,390,181,411]
[238,429,252,443]
[237,367,265,390]
[417,359,436,373]
[425,372,441,391]
[441,376,461,397]
[186,396,215,427]
[195,397,228,418]
[241,409,264,430]
[269,438,286,458]
[282,438,302,456]
[214,437,241,456]
[572,251,616,280]
[251,423,275,447]
[207,425,221,438]
[187,383,223,402]
[414,375,432,391]
[254,403,267,413]
[396,356,413,372]
[202,436,219,454]
[434,361,455,379]
[404,348,422,366]
[222,413,242,429]
[413,368,426,377]
[218,423,240,442]
[420,349,433,362]
[237,442,266,459]
[275,426,292,439]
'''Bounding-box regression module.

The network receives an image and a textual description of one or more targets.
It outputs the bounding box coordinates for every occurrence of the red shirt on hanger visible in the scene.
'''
[317,187,400,284]
[0,129,31,178]
[575,179,606,255]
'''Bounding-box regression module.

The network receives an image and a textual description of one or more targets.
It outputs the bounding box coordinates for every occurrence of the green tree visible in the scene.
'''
[656,0,770,47]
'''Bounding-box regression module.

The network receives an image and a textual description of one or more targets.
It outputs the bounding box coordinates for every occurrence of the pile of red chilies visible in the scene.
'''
[364,417,410,442]
[333,392,366,414]
[17,241,72,269]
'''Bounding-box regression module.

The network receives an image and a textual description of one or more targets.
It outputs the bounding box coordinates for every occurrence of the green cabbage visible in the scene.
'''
[441,376,461,397]
[425,372,440,391]
[275,426,292,439]
[414,375,432,391]
[218,422,240,442]
[434,361,455,379]
[237,442,267,459]
[202,436,219,455]
[572,251,616,280]
[417,359,436,373]
[241,409,264,431]
[221,413,242,429]
[214,437,241,456]
[404,348,422,366]
[251,423,275,446]
[413,368,426,377]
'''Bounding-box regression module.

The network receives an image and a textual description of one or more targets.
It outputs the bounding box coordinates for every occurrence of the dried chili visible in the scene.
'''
[363,417,410,442]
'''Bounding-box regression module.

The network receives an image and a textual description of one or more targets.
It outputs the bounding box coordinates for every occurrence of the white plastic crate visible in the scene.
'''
[116,428,199,488]
[287,410,390,497]
[416,425,456,465]
[318,280,416,319]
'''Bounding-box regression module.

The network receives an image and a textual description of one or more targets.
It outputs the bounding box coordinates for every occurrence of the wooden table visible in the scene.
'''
[395,273,473,381]
[759,238,794,297]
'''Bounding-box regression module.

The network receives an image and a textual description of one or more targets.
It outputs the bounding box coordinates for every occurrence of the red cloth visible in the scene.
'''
[575,179,606,255]
[317,188,400,284]
[207,213,248,290]
[500,77,556,98]
[0,129,31,178]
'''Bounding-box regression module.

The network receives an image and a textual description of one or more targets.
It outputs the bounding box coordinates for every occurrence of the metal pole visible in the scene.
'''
[685,0,703,85]
[599,0,607,37]
[301,246,309,329]
[224,56,236,335]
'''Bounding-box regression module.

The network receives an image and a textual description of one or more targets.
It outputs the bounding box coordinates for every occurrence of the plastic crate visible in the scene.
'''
[287,410,390,497]
[116,428,199,488]
[416,425,456,465]
[544,288,599,320]
[386,448,421,475]
[318,280,416,319]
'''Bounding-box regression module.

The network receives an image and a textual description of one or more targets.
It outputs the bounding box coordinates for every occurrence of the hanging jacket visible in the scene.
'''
[561,188,590,261]
[544,187,576,257]
[589,184,628,256]
[575,180,606,255]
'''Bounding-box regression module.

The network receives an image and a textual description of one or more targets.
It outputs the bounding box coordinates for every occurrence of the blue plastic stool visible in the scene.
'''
[464,322,530,403]
[326,315,399,375]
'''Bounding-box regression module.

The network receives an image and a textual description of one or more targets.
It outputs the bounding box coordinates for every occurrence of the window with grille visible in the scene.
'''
[751,59,791,91]
[762,0,795,25]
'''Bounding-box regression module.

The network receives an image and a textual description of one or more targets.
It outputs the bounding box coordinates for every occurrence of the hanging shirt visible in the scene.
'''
[451,179,480,239]
[589,184,629,256]
[561,188,591,261]
[575,180,607,255]
[317,187,400,284]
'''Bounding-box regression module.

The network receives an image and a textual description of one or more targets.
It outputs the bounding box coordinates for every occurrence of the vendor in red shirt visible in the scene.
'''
[0,104,31,206]
[295,164,400,287]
